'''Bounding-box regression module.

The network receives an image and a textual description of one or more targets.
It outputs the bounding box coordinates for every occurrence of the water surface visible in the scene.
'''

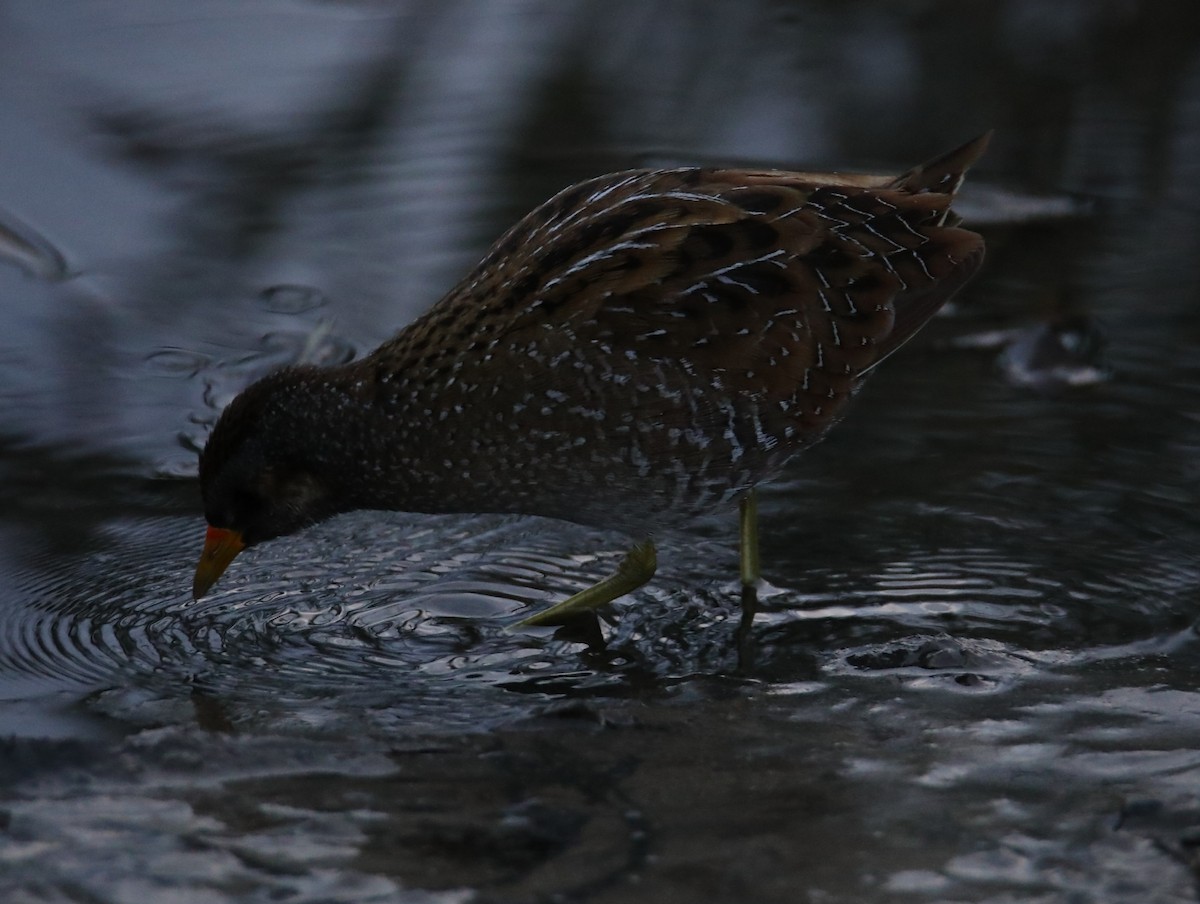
[2,3,1200,902]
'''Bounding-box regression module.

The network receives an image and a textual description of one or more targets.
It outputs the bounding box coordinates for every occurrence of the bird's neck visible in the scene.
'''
[266,362,477,516]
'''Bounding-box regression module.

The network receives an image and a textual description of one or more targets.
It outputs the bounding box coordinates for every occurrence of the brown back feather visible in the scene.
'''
[361,137,988,516]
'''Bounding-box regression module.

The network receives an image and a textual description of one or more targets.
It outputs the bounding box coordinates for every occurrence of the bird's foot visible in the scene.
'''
[516,540,657,627]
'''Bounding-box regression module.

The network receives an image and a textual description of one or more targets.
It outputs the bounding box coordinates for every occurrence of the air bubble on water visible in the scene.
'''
[0,208,71,282]
[258,284,328,315]
[176,428,207,455]
[151,455,198,479]
[144,347,212,377]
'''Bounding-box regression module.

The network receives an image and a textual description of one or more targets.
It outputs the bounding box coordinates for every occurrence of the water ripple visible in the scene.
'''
[5,479,1199,733]
[7,512,683,731]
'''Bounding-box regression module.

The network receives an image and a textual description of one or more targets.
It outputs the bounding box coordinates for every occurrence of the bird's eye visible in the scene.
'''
[232,488,262,517]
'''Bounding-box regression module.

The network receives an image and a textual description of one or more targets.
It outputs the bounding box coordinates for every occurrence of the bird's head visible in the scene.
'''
[192,369,342,599]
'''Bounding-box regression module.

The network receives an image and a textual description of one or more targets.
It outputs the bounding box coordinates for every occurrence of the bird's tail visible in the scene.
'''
[887,131,993,221]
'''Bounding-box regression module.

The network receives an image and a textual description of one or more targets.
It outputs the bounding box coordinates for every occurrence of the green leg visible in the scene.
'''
[737,490,761,669]
[739,490,760,588]
[518,540,657,627]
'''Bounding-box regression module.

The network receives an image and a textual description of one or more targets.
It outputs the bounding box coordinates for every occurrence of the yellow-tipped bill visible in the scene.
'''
[193,525,245,599]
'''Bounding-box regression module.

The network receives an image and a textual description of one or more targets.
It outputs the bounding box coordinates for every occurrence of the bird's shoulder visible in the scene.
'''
[369,155,983,385]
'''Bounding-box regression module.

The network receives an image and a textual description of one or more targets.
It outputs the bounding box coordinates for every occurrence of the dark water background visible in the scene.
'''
[3,2,1200,902]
